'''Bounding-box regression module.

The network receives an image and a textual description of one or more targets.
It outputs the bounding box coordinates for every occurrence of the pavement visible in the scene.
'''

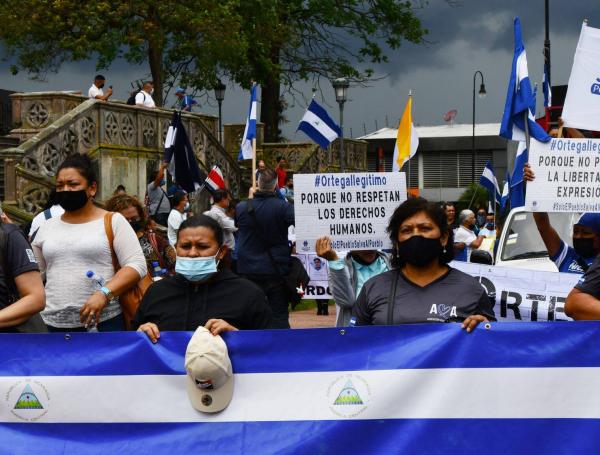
[289,308,336,328]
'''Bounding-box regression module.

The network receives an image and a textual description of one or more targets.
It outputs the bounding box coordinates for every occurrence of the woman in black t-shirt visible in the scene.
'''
[353,198,495,331]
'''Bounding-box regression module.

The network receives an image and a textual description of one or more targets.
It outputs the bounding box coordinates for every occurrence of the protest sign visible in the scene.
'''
[453,261,577,322]
[295,172,407,252]
[294,253,332,300]
[526,138,600,212]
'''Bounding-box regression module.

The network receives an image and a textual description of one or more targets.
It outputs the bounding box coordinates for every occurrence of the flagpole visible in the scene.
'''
[251,138,257,189]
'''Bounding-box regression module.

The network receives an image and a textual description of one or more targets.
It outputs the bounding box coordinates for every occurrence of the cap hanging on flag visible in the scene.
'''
[185,327,234,413]
[205,165,226,192]
[297,99,341,149]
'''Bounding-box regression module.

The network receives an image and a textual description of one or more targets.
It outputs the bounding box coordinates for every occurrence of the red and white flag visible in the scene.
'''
[205,166,226,191]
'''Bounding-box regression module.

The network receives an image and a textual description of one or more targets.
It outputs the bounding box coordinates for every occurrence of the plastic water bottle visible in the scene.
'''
[85,270,105,332]
[151,261,163,281]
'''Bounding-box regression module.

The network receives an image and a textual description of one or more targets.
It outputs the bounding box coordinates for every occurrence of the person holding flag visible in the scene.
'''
[175,87,198,112]
[393,92,419,172]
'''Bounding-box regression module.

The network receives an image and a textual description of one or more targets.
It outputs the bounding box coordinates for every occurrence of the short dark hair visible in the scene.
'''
[387,197,454,268]
[177,215,224,246]
[276,155,284,162]
[258,168,278,191]
[172,191,187,207]
[285,176,293,184]
[212,189,229,203]
[94,74,105,81]
[57,153,97,185]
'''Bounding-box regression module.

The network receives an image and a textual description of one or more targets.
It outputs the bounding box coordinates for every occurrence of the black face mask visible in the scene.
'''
[129,220,144,233]
[56,190,89,212]
[574,238,596,258]
[397,236,444,267]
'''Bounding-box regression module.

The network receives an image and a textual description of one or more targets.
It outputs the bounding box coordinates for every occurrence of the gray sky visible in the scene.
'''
[0,0,597,140]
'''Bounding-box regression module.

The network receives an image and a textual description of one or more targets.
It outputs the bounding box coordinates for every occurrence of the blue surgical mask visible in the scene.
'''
[175,252,220,282]
[160,179,166,186]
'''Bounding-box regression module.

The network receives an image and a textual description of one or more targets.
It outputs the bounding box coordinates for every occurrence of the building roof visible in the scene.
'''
[358,123,502,140]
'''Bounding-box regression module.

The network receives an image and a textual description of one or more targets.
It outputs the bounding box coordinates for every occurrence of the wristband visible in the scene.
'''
[99,286,114,301]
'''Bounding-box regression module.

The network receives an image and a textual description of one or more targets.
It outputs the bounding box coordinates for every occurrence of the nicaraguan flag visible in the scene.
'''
[297,99,341,149]
[510,142,528,208]
[479,160,500,204]
[4,324,600,453]
[543,63,552,108]
[393,94,419,172]
[501,171,511,213]
[238,84,258,161]
[499,17,550,143]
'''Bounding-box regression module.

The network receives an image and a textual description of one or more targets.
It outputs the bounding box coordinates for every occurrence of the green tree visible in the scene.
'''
[0,0,429,139]
[0,0,244,106]
[457,184,492,214]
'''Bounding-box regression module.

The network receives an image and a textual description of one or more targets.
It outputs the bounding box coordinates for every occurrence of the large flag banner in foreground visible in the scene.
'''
[499,17,550,144]
[297,99,341,149]
[4,324,600,453]
[562,21,600,131]
[525,138,600,212]
[294,172,407,251]
[392,94,419,171]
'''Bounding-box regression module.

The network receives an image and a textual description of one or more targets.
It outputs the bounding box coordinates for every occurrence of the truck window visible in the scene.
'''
[500,212,578,261]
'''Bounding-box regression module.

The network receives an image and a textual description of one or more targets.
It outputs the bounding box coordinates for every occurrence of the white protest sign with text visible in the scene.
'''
[526,138,600,212]
[295,172,407,252]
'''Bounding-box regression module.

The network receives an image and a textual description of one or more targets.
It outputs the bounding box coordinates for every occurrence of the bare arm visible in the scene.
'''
[469,236,485,249]
[565,288,600,320]
[153,162,167,187]
[0,271,45,328]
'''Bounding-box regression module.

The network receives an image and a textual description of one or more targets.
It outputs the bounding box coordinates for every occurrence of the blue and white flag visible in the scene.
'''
[479,160,500,204]
[238,84,258,161]
[297,99,341,149]
[510,142,527,209]
[543,63,552,108]
[499,17,551,144]
[501,171,511,213]
[3,325,600,453]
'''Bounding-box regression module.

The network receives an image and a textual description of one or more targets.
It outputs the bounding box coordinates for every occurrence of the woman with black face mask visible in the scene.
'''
[353,197,495,332]
[105,194,176,275]
[31,154,147,332]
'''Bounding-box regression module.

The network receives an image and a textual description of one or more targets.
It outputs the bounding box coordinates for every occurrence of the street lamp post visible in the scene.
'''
[214,80,226,144]
[332,78,349,172]
[472,71,487,183]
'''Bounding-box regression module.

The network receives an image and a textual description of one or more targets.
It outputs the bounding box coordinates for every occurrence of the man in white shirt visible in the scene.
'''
[203,189,237,249]
[135,81,156,108]
[167,191,189,246]
[453,209,484,262]
[88,75,113,101]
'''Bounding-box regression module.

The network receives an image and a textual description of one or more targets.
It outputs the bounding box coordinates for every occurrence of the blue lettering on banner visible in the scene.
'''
[591,78,600,95]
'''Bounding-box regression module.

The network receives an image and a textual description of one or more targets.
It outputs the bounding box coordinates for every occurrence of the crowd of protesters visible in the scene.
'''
[2,77,600,335]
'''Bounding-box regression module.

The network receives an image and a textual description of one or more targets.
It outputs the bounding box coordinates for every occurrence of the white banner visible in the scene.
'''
[295,172,407,252]
[525,138,600,212]
[453,262,578,322]
[294,253,332,300]
[562,22,600,131]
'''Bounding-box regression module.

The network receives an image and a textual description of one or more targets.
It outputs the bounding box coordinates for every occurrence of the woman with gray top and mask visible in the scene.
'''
[353,197,495,332]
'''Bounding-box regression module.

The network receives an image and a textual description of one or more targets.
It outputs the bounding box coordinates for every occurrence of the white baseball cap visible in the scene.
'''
[184,326,234,413]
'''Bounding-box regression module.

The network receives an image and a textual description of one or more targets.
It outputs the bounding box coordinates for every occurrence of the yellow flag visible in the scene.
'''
[393,95,419,172]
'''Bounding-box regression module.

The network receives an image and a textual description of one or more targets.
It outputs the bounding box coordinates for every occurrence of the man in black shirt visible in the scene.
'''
[566,256,600,319]
[0,222,45,331]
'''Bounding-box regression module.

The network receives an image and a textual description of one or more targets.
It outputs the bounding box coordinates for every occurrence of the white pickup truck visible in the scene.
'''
[494,207,581,271]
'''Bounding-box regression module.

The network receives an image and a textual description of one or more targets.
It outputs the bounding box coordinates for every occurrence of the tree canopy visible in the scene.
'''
[0,0,429,140]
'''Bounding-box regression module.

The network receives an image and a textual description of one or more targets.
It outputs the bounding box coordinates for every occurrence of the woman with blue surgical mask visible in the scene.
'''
[134,215,271,342]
